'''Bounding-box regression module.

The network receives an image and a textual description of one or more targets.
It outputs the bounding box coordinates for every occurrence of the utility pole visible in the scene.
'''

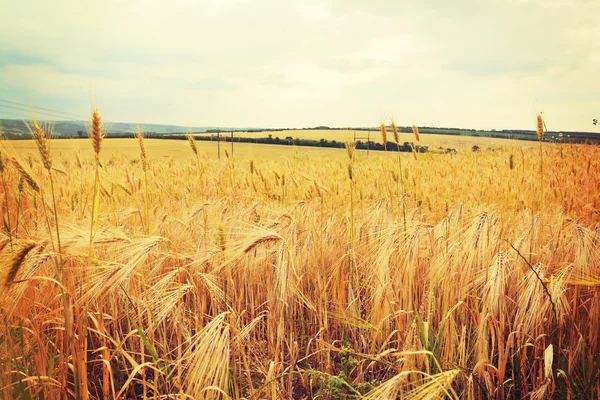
[354,128,370,157]
[217,128,221,160]
[231,129,234,158]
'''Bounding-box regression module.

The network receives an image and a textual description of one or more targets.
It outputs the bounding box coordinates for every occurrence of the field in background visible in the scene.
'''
[2,138,354,162]
[1,134,599,399]
[4,135,533,164]
[194,129,536,152]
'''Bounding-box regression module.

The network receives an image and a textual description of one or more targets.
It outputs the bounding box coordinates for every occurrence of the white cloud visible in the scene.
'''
[0,0,598,130]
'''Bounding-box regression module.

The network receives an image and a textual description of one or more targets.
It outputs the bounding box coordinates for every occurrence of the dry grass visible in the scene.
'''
[0,133,599,399]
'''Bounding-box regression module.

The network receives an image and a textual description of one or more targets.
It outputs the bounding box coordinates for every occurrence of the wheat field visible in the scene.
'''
[0,119,599,399]
[0,138,354,163]
[192,129,531,152]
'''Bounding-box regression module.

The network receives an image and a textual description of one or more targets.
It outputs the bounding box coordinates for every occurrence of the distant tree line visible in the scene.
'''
[2,123,598,144]
[164,134,429,153]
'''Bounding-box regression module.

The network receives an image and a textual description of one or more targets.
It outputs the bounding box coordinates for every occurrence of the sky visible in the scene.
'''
[0,0,599,131]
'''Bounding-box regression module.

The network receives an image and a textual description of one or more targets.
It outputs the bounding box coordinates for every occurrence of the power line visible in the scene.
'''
[0,99,85,120]
[0,102,82,121]
[0,103,81,121]
[0,101,122,128]
[0,109,34,120]
[0,111,78,123]
[0,100,85,120]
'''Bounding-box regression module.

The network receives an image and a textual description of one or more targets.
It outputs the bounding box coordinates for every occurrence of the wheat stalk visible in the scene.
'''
[11,158,40,192]
[537,113,545,255]
[346,141,357,314]
[137,131,150,234]
[410,125,422,207]
[21,117,73,392]
[380,123,388,151]
[89,110,104,259]
[391,121,407,231]
[26,120,63,257]
[186,132,207,246]
[0,152,13,248]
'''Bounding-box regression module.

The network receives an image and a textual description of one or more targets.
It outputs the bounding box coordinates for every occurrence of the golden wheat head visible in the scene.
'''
[346,141,356,160]
[137,131,148,172]
[90,110,103,155]
[391,121,400,144]
[537,114,544,142]
[11,158,40,192]
[186,133,198,155]
[380,123,388,147]
[412,124,420,142]
[6,242,36,286]
[32,123,52,170]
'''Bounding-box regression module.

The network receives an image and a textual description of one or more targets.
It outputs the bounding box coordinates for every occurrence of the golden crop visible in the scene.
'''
[0,120,599,399]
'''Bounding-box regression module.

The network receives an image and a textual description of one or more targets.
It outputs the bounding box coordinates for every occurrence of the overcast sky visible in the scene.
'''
[1,0,598,131]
